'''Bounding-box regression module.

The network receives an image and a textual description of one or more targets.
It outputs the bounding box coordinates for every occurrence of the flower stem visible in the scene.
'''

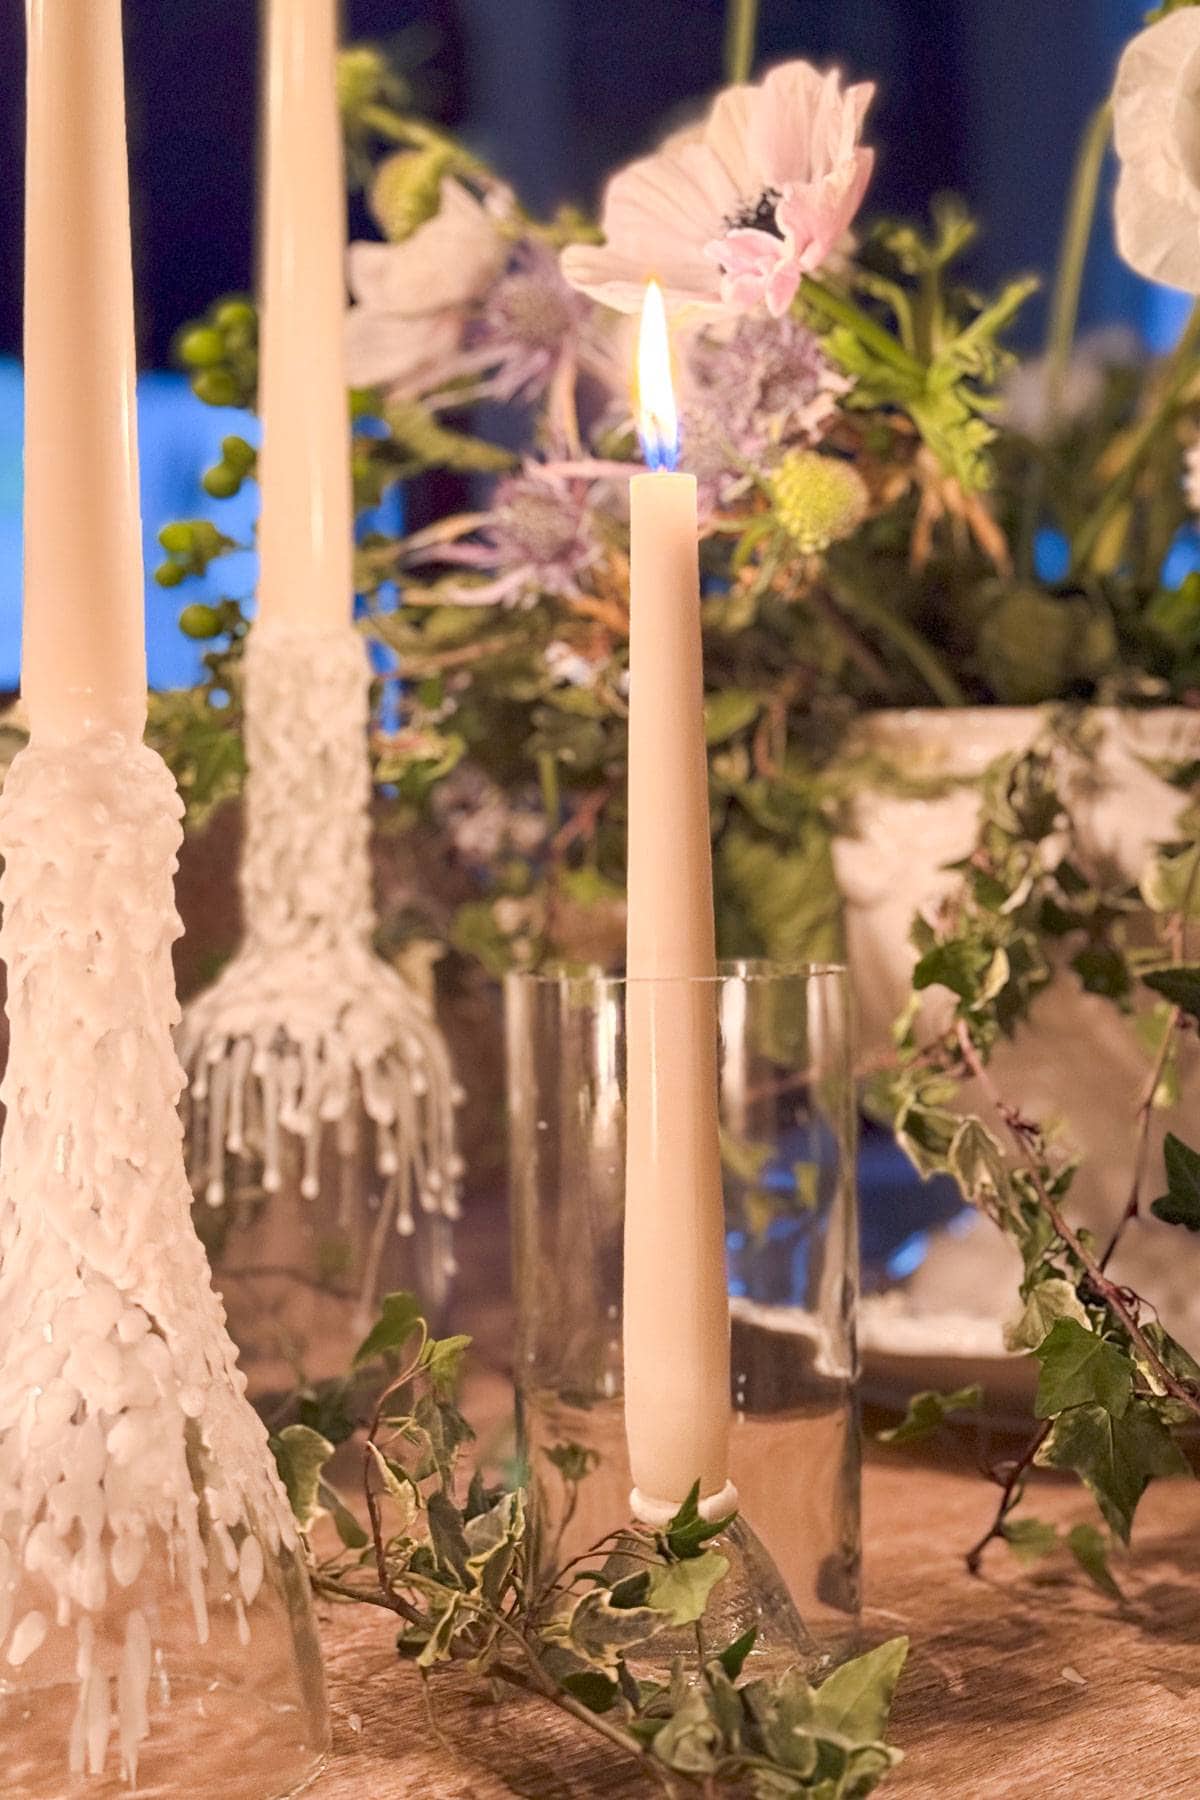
[1044,101,1112,417]
[723,0,760,84]
[826,572,968,706]
[1070,297,1200,575]
[799,277,923,380]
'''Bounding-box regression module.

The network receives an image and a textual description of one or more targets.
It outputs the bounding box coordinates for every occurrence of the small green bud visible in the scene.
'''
[212,299,256,339]
[158,521,195,554]
[178,326,225,368]
[202,464,241,500]
[768,450,870,555]
[370,148,451,242]
[193,368,238,408]
[155,561,185,589]
[179,603,222,639]
[221,435,256,475]
[337,46,390,118]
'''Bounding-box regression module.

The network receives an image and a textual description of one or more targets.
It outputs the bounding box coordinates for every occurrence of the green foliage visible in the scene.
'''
[879,721,1200,1576]
[877,1386,982,1446]
[1150,1133,1200,1232]
[284,1300,907,1795]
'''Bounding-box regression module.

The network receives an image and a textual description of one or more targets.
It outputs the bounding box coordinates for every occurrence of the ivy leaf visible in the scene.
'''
[567,1588,667,1666]
[1065,1523,1124,1602]
[1033,1320,1135,1420]
[426,1489,472,1586]
[913,938,994,1004]
[877,1385,982,1445]
[1001,1517,1059,1566]
[1141,965,1200,1020]
[808,1636,909,1742]
[704,689,761,745]
[270,1424,334,1531]
[646,1550,729,1627]
[320,1480,370,1550]
[716,1627,757,1680]
[1036,1402,1189,1542]
[352,1291,424,1368]
[1150,1134,1200,1233]
[663,1482,736,1560]
[422,1333,472,1396]
[1071,944,1131,1002]
[560,1670,620,1715]
[948,1118,1013,1219]
[651,1689,722,1775]
[1004,1278,1090,1353]
[543,1442,601,1485]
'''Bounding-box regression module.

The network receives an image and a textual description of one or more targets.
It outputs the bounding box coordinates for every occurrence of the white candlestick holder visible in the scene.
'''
[178,621,463,1395]
[0,732,328,1797]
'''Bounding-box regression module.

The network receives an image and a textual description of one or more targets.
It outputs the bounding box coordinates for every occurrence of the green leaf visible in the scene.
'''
[651,1689,722,1775]
[1065,1523,1124,1602]
[704,689,761,745]
[663,1482,736,1559]
[877,1385,982,1445]
[1141,965,1200,1019]
[270,1424,335,1530]
[1140,844,1200,919]
[543,1442,601,1485]
[1071,944,1131,1003]
[948,1118,1012,1219]
[912,938,992,1003]
[716,1627,757,1680]
[1004,1279,1090,1353]
[321,1481,370,1550]
[1150,1134,1200,1233]
[352,1291,424,1368]
[422,1333,471,1396]
[809,1637,909,1743]
[566,1587,667,1666]
[560,1670,619,1714]
[1036,1402,1189,1542]
[426,1489,472,1585]
[1001,1517,1059,1566]
[646,1550,729,1627]
[1033,1320,1135,1420]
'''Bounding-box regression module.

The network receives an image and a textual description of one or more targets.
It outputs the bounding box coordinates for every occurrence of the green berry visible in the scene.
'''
[193,368,238,408]
[203,464,241,499]
[157,521,194,554]
[179,603,222,639]
[221,435,256,475]
[178,326,225,368]
[212,299,256,338]
[155,562,185,589]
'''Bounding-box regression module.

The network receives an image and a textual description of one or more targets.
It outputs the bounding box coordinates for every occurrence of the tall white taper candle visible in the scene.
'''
[23,0,146,744]
[258,0,354,628]
[623,286,734,1526]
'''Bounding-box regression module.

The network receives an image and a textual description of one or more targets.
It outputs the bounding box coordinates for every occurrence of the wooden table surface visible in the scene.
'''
[302,1205,1200,1800]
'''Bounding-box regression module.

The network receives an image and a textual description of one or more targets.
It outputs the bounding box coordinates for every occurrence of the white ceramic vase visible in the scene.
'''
[832,707,1200,1359]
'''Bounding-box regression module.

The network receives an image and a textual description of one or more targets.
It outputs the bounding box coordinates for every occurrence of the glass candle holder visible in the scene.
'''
[507,962,860,1668]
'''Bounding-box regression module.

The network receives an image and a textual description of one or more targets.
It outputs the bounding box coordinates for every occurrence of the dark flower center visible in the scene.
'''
[727,187,784,238]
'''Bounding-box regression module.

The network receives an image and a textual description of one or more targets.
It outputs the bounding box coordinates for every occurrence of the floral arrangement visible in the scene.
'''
[157,10,1200,986]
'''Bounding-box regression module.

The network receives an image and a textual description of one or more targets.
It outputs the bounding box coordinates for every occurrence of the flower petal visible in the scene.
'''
[344,306,460,392]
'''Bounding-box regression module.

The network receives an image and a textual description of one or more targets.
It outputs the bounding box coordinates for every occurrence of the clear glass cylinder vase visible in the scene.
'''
[507,961,860,1665]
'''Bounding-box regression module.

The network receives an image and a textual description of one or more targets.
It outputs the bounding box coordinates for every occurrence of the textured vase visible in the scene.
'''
[0,734,328,1798]
[179,622,462,1393]
[832,706,1200,1358]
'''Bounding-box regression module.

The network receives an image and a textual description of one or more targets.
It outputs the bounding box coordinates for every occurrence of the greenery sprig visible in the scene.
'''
[876,717,1200,1585]
[273,1293,908,1799]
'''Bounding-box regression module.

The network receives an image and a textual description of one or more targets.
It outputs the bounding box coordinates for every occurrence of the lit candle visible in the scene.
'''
[22,0,146,744]
[623,283,734,1526]
[257,0,354,628]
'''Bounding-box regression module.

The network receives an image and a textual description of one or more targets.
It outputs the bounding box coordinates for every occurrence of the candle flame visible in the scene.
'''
[636,281,679,471]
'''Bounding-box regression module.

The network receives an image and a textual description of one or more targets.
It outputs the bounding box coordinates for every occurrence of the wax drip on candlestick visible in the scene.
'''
[2,5,328,1785]
[177,0,463,1386]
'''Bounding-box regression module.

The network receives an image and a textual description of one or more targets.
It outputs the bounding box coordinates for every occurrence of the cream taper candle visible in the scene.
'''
[257,0,354,627]
[22,0,146,744]
[623,284,734,1525]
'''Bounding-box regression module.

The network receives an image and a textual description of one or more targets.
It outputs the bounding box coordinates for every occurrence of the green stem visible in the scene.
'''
[723,0,760,84]
[799,276,923,380]
[1070,298,1200,575]
[1045,101,1112,416]
[827,576,968,707]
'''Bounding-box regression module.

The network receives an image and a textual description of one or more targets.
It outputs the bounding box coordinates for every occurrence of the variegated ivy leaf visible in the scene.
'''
[1004,1278,1091,1353]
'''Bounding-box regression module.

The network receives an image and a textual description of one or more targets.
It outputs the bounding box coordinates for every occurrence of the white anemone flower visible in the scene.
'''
[1114,8,1200,292]
[345,178,507,393]
[562,61,874,318]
